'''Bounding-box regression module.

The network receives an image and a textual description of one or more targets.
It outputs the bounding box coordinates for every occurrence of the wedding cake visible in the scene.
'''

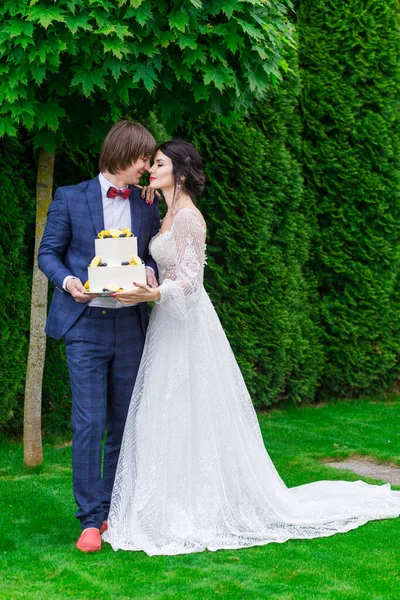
[85,228,146,293]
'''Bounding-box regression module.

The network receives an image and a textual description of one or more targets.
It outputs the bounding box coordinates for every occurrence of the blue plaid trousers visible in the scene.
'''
[64,305,145,530]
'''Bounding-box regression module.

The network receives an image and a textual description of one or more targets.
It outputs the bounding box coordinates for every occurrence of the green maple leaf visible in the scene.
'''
[220,3,236,19]
[235,19,263,41]
[5,86,27,103]
[212,23,242,54]
[65,1,77,14]
[209,44,228,64]
[169,11,190,33]
[26,6,66,29]
[14,34,35,50]
[262,62,281,78]
[47,53,61,69]
[252,44,269,60]
[8,68,28,89]
[203,64,233,91]
[10,99,37,129]
[156,30,176,48]
[192,81,210,102]
[7,18,34,39]
[71,68,106,96]
[247,66,269,96]
[173,62,193,83]
[134,40,159,59]
[104,58,128,81]
[103,39,131,59]
[0,64,9,77]
[0,116,17,137]
[183,45,207,67]
[126,3,153,26]
[177,34,197,50]
[132,62,158,93]
[95,24,118,36]
[65,14,93,35]
[249,6,270,27]
[28,40,51,64]
[225,31,244,53]
[90,8,111,28]
[125,0,145,7]
[115,24,134,40]
[37,98,66,131]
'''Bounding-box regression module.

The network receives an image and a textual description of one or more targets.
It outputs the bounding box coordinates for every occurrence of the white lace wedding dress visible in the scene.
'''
[103,208,400,556]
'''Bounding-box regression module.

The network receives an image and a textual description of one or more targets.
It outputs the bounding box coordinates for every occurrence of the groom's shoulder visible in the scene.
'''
[55,177,98,196]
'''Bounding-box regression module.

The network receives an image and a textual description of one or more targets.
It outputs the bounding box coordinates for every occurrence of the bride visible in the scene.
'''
[103,140,400,556]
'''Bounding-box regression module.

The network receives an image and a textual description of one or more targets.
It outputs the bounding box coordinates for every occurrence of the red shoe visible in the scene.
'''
[99,521,108,535]
[76,528,102,553]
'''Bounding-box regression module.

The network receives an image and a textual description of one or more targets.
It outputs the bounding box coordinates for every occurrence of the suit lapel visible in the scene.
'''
[129,186,142,242]
[85,177,104,235]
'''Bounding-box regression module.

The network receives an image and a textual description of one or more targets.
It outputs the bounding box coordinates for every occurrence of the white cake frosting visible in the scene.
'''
[88,233,146,292]
[94,237,138,266]
[88,264,146,292]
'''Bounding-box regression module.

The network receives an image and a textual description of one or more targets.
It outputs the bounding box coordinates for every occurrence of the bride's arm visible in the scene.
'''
[115,209,206,317]
[155,209,206,319]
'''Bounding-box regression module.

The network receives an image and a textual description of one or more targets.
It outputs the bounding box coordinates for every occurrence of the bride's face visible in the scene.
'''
[149,151,174,191]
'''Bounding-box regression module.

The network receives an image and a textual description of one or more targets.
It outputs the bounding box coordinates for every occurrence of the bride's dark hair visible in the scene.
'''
[157,139,206,201]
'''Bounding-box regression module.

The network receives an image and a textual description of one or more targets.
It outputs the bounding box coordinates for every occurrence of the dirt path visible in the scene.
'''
[321,458,400,486]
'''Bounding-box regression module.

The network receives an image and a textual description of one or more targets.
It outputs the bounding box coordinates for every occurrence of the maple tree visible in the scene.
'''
[0,0,294,148]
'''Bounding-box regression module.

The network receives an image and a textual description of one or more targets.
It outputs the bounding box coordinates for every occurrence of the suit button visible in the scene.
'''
[102,310,107,315]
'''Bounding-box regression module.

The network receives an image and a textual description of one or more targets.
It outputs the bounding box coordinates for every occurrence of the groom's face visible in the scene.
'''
[119,156,151,185]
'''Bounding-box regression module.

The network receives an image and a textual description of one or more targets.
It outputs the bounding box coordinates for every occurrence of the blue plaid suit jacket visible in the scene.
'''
[38,177,160,339]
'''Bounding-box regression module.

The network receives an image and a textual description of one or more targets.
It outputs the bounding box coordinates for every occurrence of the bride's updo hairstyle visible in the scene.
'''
[157,139,206,201]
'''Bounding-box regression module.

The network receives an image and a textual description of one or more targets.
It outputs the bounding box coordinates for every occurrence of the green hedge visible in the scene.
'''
[185,54,323,406]
[297,0,400,397]
[0,137,35,429]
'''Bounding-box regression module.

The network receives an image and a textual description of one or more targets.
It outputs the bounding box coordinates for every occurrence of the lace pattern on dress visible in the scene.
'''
[150,208,206,320]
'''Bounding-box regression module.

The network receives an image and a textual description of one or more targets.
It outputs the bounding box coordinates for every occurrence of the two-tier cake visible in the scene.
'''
[85,228,146,293]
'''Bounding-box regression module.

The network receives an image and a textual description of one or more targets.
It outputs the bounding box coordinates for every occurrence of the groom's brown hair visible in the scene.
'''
[99,120,156,174]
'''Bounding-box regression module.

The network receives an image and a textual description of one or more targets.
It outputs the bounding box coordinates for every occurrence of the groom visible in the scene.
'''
[38,121,160,552]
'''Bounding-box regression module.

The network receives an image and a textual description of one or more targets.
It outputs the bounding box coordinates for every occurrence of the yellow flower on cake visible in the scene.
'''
[121,228,133,237]
[97,230,111,239]
[90,256,101,267]
[106,283,121,292]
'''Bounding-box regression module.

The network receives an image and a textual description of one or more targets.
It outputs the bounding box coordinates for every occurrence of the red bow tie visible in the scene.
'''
[107,186,131,200]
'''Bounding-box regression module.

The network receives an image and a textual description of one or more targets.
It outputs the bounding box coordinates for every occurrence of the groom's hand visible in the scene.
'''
[146,268,158,289]
[66,278,90,303]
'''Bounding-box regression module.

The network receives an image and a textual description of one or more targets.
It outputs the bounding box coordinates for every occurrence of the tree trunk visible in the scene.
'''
[24,148,55,467]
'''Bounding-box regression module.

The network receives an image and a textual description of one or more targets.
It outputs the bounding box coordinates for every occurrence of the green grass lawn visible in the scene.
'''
[1,397,399,600]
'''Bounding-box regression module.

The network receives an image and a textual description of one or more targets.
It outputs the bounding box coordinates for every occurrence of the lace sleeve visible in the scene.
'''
[155,208,206,320]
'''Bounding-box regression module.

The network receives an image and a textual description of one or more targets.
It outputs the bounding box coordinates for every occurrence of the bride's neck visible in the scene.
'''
[164,189,193,214]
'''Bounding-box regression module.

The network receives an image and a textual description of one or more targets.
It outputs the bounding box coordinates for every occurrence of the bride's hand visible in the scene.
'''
[113,282,160,304]
[136,185,161,205]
